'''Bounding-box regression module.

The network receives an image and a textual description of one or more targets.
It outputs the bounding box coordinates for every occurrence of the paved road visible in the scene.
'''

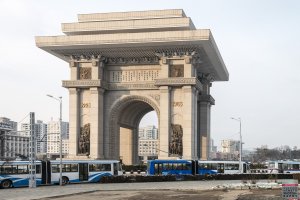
[0,180,282,200]
[0,180,238,200]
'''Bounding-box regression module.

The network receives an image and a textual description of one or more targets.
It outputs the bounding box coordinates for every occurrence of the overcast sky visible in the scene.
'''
[1,0,299,151]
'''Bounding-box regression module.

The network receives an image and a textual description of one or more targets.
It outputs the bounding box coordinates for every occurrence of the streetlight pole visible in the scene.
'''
[231,117,242,173]
[47,94,63,186]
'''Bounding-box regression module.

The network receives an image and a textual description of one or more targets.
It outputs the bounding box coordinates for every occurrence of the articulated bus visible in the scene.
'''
[0,160,122,188]
[266,160,300,174]
[147,160,249,175]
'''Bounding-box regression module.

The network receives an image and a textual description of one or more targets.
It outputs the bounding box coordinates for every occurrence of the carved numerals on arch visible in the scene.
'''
[81,103,91,108]
[173,102,183,107]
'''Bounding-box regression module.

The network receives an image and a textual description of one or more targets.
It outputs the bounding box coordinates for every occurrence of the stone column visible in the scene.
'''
[89,87,104,159]
[193,88,199,159]
[132,127,139,164]
[199,101,210,160]
[159,86,170,158]
[198,81,214,160]
[68,88,80,158]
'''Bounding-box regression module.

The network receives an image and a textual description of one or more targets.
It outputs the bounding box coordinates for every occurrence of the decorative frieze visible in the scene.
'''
[108,82,157,90]
[62,80,102,88]
[155,77,203,91]
[69,54,107,62]
[155,49,196,58]
[107,57,159,65]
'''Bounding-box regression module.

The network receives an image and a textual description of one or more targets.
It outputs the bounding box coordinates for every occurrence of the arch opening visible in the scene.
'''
[109,95,159,165]
[138,111,159,164]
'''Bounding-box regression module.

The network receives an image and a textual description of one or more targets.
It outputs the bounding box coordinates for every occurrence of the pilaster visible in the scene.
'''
[69,61,79,80]
[182,86,196,159]
[68,88,80,157]
[91,56,105,80]
[198,91,214,160]
[184,56,194,78]
[89,87,105,159]
[158,86,171,158]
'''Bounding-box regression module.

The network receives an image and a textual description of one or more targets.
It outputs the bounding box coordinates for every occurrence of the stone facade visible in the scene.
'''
[36,9,228,164]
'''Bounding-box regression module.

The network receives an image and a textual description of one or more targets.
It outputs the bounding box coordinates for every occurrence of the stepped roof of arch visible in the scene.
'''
[35,9,228,81]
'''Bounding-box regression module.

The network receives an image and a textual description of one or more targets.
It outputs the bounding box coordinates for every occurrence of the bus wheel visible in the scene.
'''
[62,176,69,185]
[1,180,12,188]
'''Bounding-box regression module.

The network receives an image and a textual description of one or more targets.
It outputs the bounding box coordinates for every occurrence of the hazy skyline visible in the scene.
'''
[1,0,299,150]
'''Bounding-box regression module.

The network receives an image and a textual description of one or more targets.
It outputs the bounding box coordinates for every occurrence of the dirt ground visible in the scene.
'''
[39,189,283,200]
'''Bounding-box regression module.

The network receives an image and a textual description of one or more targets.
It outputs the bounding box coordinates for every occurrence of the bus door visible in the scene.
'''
[41,160,51,184]
[79,163,89,181]
[191,160,198,175]
[154,163,162,175]
[113,163,118,175]
[243,163,247,173]
[278,163,283,173]
[217,163,224,173]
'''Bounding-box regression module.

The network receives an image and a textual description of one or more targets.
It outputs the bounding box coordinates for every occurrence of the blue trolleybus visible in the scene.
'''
[147,160,197,175]
[0,160,122,188]
[147,159,249,175]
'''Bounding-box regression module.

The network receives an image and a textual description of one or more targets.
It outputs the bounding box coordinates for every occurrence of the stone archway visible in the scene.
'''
[108,95,159,164]
[36,9,229,162]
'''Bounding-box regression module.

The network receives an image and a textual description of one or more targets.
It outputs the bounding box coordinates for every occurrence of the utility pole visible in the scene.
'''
[231,117,242,173]
[29,112,36,188]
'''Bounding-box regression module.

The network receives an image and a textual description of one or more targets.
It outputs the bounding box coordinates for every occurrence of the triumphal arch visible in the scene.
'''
[36,9,228,164]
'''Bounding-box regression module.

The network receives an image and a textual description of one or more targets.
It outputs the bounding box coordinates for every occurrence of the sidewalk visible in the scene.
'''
[0,180,293,200]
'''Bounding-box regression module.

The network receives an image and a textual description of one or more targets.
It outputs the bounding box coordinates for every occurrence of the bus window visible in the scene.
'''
[162,163,168,170]
[199,163,208,169]
[2,165,13,174]
[293,164,299,170]
[210,163,218,170]
[225,164,239,170]
[64,164,71,172]
[89,164,111,172]
[71,164,78,172]
[17,165,28,174]
[182,163,191,170]
[51,164,59,173]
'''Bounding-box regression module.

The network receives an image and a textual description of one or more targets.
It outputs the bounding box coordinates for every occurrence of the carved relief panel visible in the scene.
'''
[169,124,183,156]
[78,123,90,155]
[170,65,184,77]
[79,67,92,80]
